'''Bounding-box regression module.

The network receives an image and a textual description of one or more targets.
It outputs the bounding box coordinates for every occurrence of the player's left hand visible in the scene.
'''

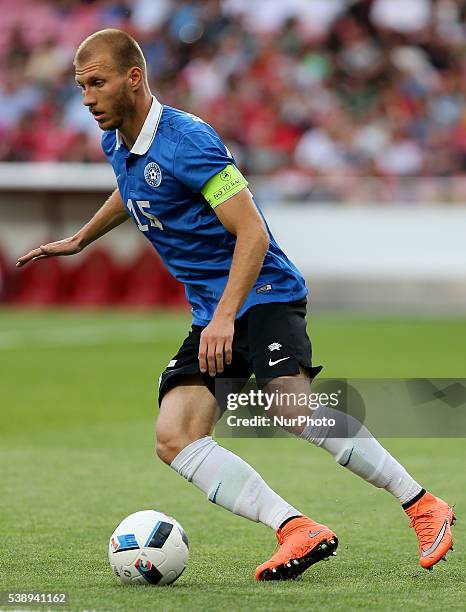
[198,315,234,377]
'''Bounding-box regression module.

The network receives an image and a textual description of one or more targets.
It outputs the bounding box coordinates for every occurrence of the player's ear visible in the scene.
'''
[128,66,143,91]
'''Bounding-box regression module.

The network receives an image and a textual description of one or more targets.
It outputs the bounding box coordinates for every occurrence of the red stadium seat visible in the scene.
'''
[121,249,187,309]
[13,256,66,306]
[66,248,120,307]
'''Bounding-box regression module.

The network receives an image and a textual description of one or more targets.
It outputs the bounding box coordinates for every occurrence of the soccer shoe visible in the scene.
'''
[405,492,456,570]
[255,516,338,581]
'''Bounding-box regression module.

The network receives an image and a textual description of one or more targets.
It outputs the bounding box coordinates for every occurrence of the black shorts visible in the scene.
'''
[158,299,322,408]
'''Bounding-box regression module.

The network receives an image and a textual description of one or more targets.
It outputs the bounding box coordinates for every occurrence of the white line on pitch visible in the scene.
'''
[0,321,182,350]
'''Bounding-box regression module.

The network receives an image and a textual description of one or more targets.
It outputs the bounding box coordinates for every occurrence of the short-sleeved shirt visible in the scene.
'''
[101,96,307,326]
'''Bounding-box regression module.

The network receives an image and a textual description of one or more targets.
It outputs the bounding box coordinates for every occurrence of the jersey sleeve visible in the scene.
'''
[173,130,248,206]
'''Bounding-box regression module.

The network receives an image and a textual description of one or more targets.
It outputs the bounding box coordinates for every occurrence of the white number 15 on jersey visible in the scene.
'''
[127,199,164,232]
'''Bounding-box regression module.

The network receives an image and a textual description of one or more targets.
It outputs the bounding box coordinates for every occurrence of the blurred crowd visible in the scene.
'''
[0,0,465,200]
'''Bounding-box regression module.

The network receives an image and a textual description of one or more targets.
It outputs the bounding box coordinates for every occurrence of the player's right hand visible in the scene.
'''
[16,236,83,268]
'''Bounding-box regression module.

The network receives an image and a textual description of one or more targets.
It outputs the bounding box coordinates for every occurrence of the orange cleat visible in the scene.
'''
[255,516,338,581]
[405,492,456,570]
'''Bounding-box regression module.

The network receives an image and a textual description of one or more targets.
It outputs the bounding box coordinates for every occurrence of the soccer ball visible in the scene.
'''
[108,510,189,585]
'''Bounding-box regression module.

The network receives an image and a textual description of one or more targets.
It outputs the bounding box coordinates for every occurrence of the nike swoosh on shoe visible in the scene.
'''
[421,520,448,557]
[308,529,326,538]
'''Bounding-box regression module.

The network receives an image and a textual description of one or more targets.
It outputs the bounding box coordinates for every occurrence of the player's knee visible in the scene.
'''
[156,439,179,465]
[156,379,217,465]
[156,431,183,465]
[155,425,199,465]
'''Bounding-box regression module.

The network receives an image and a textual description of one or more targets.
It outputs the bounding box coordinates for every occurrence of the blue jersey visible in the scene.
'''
[101,96,307,326]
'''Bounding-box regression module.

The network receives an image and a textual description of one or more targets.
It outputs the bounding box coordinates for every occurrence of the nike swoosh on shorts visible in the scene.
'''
[269,357,291,366]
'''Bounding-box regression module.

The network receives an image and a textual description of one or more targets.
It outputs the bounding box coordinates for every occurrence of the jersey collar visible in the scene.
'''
[115,95,163,155]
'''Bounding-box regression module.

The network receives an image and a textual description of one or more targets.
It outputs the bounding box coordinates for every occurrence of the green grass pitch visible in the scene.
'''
[1,310,465,612]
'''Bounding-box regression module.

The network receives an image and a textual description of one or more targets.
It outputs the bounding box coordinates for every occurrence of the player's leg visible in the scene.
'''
[156,318,305,536]
[156,376,302,529]
[292,374,455,569]
[240,301,337,580]
[249,300,455,570]
[266,368,425,505]
[268,372,455,569]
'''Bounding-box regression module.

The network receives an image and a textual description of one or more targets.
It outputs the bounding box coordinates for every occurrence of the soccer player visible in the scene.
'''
[17,29,455,580]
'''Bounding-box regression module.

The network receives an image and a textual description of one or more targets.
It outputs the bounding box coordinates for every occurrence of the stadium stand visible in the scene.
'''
[0,1,464,309]
[0,0,464,180]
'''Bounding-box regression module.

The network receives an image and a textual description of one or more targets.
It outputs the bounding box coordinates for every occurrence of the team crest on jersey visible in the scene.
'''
[144,162,162,188]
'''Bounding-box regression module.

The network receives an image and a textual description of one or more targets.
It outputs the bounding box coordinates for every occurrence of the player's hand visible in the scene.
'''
[198,314,234,377]
[16,236,83,268]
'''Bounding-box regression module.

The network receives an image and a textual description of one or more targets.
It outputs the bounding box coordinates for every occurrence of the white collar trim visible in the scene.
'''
[115,95,163,154]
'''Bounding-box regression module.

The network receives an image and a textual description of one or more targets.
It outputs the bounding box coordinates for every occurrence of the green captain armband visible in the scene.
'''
[201,164,248,208]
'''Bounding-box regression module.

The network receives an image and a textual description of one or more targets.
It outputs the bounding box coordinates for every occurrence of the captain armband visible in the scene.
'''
[201,164,248,209]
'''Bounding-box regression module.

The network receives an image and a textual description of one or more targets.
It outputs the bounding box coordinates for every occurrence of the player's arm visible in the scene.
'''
[198,187,269,377]
[16,188,129,267]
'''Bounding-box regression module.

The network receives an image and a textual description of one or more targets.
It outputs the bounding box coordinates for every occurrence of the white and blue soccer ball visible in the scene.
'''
[108,510,189,585]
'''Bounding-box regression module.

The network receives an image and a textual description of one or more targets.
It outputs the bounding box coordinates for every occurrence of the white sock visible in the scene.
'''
[170,436,300,529]
[300,406,422,505]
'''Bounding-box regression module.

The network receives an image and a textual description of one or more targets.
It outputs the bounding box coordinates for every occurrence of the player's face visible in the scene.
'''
[75,54,135,131]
